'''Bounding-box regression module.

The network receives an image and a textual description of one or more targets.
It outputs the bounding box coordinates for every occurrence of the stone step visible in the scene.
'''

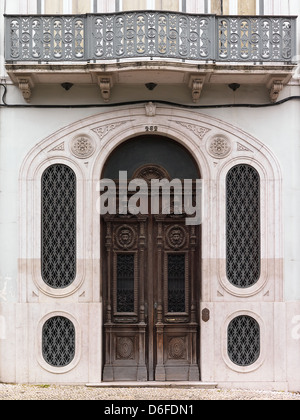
[86,382,218,389]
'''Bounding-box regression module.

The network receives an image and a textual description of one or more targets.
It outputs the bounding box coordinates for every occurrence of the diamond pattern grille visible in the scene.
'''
[168,254,186,313]
[117,254,135,313]
[41,164,77,289]
[42,316,76,367]
[228,315,260,367]
[226,164,260,288]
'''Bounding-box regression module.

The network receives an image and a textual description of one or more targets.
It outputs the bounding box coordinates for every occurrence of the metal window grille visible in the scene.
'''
[227,315,260,367]
[42,316,76,367]
[168,254,186,313]
[226,164,260,288]
[117,254,135,313]
[41,164,77,289]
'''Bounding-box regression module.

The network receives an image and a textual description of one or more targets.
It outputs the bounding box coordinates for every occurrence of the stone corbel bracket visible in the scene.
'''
[267,78,285,103]
[97,74,114,103]
[188,75,205,103]
[16,75,34,103]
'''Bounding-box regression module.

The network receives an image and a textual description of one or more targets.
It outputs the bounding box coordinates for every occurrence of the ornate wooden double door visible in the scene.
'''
[102,172,200,382]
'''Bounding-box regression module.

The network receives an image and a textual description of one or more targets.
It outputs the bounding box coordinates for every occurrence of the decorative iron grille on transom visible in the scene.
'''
[227,315,260,367]
[41,164,77,289]
[42,316,76,367]
[226,164,261,288]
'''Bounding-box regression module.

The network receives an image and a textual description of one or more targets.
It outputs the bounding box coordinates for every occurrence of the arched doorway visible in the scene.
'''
[101,135,201,381]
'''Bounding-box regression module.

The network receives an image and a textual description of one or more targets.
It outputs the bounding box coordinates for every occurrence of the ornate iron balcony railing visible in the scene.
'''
[5,12,297,63]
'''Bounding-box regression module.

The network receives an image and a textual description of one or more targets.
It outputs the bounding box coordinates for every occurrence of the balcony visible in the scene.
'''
[4,11,297,103]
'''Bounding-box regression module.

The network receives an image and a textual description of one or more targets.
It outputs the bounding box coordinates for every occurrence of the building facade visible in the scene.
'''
[0,0,300,390]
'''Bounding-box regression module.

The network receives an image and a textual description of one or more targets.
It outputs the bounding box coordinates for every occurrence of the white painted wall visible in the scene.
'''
[99,0,116,12]
[186,0,206,13]
[3,0,300,15]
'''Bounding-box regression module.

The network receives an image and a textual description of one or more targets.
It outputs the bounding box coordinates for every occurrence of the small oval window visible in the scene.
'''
[42,316,76,367]
[228,315,260,367]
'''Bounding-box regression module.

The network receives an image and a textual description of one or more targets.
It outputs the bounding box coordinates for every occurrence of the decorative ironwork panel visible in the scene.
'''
[168,254,186,313]
[41,164,77,289]
[226,164,260,288]
[117,254,135,313]
[228,315,260,367]
[42,316,76,367]
[90,12,213,61]
[6,16,85,61]
[5,13,296,63]
[218,17,295,62]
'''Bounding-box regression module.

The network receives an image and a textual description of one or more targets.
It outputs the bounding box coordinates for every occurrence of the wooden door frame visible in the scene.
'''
[101,162,201,381]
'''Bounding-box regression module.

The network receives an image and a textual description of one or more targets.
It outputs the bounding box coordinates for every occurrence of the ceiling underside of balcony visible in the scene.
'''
[5,61,295,104]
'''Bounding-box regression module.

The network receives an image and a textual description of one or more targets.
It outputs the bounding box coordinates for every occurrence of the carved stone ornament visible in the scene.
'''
[191,78,204,103]
[237,142,252,152]
[51,142,65,152]
[97,74,114,103]
[174,121,210,141]
[115,225,137,250]
[70,136,96,159]
[188,75,205,103]
[145,102,156,117]
[207,135,232,159]
[92,121,129,141]
[17,76,34,103]
[269,80,284,103]
[166,225,187,250]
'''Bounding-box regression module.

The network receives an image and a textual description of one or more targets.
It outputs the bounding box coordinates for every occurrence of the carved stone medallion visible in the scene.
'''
[166,225,187,250]
[207,135,232,159]
[115,225,136,250]
[70,136,96,159]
